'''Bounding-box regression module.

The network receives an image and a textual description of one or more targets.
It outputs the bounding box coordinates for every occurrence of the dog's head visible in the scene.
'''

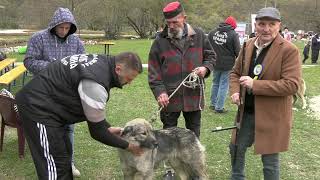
[121,118,158,149]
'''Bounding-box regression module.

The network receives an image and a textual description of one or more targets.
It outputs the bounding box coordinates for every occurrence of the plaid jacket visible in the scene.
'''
[148,23,216,112]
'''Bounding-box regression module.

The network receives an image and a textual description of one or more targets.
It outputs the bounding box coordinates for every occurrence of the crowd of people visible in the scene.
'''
[9,1,309,179]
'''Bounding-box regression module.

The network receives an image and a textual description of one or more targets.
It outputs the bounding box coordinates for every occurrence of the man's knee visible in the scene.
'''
[262,153,279,167]
[229,143,248,160]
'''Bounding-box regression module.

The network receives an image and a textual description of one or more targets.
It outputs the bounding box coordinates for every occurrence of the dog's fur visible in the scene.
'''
[118,118,207,180]
[293,78,307,109]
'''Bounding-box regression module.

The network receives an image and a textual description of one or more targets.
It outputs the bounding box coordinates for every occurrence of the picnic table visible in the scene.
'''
[99,41,115,55]
[0,59,27,91]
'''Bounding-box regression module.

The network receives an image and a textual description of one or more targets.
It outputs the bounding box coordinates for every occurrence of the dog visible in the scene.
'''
[118,118,207,180]
[293,78,307,109]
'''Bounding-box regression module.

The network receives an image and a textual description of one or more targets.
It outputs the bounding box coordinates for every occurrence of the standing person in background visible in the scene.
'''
[148,1,215,178]
[283,27,292,42]
[311,33,320,64]
[302,39,311,64]
[24,7,85,177]
[154,25,164,39]
[229,7,301,180]
[208,16,240,113]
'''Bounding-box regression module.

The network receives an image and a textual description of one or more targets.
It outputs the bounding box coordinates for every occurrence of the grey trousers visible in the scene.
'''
[65,124,75,164]
[229,112,280,180]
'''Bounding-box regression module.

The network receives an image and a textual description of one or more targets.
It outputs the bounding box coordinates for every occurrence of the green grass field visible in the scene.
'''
[0,39,320,179]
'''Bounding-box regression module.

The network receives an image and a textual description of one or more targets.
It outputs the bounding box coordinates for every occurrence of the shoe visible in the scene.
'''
[72,164,81,177]
[215,108,228,113]
[209,105,215,110]
[163,170,175,180]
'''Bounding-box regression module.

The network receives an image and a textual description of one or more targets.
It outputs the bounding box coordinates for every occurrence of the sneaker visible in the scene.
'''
[215,108,228,113]
[163,170,175,180]
[72,164,81,177]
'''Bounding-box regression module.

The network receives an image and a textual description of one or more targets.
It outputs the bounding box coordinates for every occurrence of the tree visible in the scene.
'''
[75,0,126,39]
[122,0,167,38]
[1,0,319,36]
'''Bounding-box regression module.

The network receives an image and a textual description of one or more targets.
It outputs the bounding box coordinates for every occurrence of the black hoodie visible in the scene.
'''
[208,23,240,71]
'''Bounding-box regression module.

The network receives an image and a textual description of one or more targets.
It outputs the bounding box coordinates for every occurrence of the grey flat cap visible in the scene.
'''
[255,7,281,21]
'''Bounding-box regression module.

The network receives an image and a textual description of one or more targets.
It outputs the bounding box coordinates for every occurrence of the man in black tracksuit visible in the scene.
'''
[208,16,240,113]
[311,33,320,64]
[16,52,144,179]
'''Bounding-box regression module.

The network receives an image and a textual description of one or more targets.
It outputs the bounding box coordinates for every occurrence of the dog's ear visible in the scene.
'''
[121,126,133,136]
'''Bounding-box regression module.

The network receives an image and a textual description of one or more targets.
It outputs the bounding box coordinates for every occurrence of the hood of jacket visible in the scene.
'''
[217,23,234,32]
[48,7,77,37]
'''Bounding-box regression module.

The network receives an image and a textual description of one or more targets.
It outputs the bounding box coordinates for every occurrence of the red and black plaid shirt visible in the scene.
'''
[148,23,216,112]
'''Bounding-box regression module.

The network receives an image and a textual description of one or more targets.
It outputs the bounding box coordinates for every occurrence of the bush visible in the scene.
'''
[0,21,19,29]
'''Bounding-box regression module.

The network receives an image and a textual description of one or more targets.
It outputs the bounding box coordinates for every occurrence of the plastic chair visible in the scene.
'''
[0,94,25,159]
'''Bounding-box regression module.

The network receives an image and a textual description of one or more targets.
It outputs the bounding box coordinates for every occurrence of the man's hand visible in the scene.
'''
[127,143,143,156]
[239,76,253,89]
[194,66,207,78]
[157,92,169,108]
[108,127,123,136]
[231,93,240,106]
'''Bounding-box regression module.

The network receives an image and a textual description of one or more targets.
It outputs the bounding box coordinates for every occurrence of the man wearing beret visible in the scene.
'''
[148,1,215,178]
[229,7,301,179]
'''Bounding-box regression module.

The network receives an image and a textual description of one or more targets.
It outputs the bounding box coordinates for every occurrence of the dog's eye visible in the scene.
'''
[142,132,147,135]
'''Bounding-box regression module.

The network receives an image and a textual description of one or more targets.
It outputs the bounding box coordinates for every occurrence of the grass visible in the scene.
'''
[85,39,153,63]
[0,39,320,179]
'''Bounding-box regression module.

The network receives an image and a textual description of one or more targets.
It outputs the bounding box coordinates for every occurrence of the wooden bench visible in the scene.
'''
[0,58,16,74]
[0,64,27,91]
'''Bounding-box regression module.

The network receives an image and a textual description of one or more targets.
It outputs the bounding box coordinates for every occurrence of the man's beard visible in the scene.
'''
[168,27,183,39]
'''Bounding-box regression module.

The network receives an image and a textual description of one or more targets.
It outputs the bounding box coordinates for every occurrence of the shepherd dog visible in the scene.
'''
[293,78,307,109]
[118,118,207,180]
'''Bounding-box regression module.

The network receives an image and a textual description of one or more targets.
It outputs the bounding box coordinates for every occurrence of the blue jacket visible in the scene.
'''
[24,7,85,74]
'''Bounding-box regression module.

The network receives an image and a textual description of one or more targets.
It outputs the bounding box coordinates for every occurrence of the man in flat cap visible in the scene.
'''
[148,1,215,178]
[229,7,301,179]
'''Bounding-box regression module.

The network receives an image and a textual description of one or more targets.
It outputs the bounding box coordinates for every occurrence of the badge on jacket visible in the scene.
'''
[253,64,263,80]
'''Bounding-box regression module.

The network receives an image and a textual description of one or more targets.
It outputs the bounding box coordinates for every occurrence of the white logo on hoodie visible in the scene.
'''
[212,31,228,45]
[61,54,98,69]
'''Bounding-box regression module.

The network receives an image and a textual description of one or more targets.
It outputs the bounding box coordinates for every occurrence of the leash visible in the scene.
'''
[149,68,205,123]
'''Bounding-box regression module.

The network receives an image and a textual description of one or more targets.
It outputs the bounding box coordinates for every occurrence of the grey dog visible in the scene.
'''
[118,118,207,180]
